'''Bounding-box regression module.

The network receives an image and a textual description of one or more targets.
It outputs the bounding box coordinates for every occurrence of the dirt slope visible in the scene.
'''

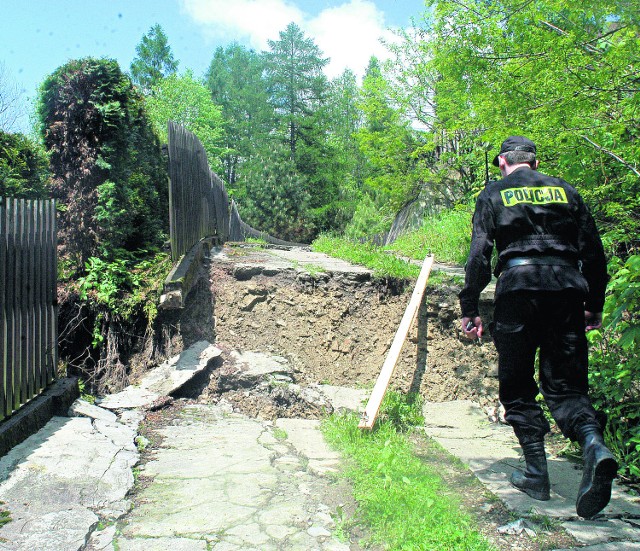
[205,248,500,412]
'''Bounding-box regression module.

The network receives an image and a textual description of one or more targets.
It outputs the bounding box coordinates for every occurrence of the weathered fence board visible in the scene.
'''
[0,198,57,421]
[167,121,303,265]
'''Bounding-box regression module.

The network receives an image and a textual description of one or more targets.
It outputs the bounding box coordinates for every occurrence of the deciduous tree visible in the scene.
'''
[146,72,225,172]
[0,130,50,198]
[420,0,639,253]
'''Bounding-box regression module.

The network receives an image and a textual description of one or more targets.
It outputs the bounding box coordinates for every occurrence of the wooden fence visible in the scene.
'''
[167,122,303,263]
[0,198,58,421]
[167,121,229,262]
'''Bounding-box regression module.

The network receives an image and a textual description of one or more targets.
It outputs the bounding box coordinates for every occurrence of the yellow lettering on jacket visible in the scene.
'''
[500,186,568,207]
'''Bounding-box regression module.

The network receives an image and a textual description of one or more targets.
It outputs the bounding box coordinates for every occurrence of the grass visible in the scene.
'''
[385,205,473,265]
[0,503,10,528]
[321,392,496,551]
[312,235,420,279]
[311,205,473,280]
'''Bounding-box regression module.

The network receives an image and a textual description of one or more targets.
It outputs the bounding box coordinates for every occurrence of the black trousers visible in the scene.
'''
[491,290,599,443]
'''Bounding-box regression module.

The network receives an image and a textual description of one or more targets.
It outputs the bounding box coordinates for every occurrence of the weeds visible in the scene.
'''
[321,392,495,550]
[0,502,10,528]
[312,236,420,279]
[385,204,473,265]
[272,427,288,440]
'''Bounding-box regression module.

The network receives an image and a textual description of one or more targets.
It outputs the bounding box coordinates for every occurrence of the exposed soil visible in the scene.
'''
[206,262,501,413]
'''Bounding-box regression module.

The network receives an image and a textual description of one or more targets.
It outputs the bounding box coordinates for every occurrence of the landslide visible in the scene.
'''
[206,257,500,411]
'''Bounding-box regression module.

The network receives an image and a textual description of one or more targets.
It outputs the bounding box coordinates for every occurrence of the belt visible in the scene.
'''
[503,256,578,269]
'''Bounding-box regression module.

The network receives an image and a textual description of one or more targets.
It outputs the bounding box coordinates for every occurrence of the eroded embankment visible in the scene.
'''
[195,250,499,417]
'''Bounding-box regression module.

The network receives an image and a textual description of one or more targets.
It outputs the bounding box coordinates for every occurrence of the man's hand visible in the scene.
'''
[462,316,483,340]
[585,311,602,331]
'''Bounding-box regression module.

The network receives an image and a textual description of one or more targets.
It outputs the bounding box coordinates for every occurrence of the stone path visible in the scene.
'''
[114,404,350,550]
[2,352,640,549]
[424,400,640,550]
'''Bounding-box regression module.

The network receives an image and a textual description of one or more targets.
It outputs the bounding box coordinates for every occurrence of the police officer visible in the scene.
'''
[459,136,618,518]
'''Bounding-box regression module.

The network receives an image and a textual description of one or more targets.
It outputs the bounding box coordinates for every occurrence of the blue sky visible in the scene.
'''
[0,0,427,133]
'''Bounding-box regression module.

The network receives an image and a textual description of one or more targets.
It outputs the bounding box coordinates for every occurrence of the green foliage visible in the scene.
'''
[239,144,314,243]
[264,22,329,161]
[0,504,11,528]
[0,130,50,198]
[386,203,473,265]
[356,58,422,213]
[205,43,273,187]
[130,24,178,93]
[411,0,639,252]
[321,394,495,550]
[588,255,640,480]
[377,391,425,432]
[38,57,167,268]
[147,72,225,172]
[77,253,172,347]
[312,235,420,279]
[78,378,96,404]
[344,192,394,240]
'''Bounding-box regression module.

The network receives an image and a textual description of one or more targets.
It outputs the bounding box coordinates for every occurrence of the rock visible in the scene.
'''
[68,399,118,423]
[99,341,221,409]
[308,525,331,537]
[217,350,294,391]
[239,294,267,311]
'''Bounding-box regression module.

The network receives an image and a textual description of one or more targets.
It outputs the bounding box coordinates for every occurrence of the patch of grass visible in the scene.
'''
[311,236,420,279]
[245,237,268,246]
[0,503,11,528]
[377,391,425,431]
[385,205,473,265]
[305,263,327,276]
[321,392,496,550]
[272,427,288,440]
[429,271,465,287]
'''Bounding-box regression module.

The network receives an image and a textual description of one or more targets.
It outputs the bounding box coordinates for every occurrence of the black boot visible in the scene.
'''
[576,424,618,518]
[510,441,550,501]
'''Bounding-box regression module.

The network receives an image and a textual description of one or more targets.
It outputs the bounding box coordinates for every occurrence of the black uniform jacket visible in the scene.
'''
[459,167,608,318]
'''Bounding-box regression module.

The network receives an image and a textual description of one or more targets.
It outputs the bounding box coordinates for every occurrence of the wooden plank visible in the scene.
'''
[34,201,44,391]
[7,199,18,413]
[358,254,434,430]
[18,199,27,406]
[25,201,35,400]
[0,198,7,419]
[47,200,57,383]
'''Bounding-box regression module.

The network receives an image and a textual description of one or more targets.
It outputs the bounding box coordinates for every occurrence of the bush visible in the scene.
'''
[38,57,167,268]
[588,255,640,481]
[386,203,473,265]
[0,130,50,198]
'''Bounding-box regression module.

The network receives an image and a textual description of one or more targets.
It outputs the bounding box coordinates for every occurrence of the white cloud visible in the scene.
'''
[307,0,395,79]
[180,0,303,49]
[180,0,397,80]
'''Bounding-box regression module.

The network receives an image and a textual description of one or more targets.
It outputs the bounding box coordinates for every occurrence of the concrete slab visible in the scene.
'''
[69,398,118,422]
[0,414,137,551]
[423,400,640,548]
[275,418,341,475]
[317,384,368,412]
[0,507,99,551]
[99,341,221,409]
[116,404,350,550]
[211,245,372,278]
[116,537,209,551]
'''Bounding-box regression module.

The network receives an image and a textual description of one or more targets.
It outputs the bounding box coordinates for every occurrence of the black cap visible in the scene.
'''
[492,136,537,166]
